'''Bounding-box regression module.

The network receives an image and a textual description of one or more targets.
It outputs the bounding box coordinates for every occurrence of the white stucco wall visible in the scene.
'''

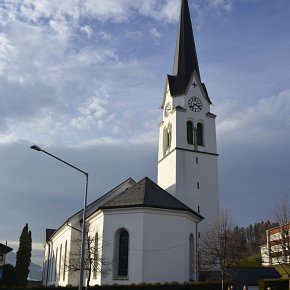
[43,225,75,287]
[142,209,198,283]
[91,207,200,285]
[100,208,144,285]
[158,74,219,232]
[85,211,104,286]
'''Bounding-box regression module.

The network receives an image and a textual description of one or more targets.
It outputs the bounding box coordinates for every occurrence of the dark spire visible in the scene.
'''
[168,0,200,96]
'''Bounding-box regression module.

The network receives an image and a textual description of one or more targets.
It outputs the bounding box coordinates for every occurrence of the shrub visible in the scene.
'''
[0,264,17,286]
[259,278,288,290]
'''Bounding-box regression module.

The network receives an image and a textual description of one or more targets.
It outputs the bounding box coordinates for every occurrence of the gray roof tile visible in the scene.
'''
[100,177,203,219]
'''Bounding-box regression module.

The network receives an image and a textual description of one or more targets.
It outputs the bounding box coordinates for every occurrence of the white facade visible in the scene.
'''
[92,208,200,285]
[158,72,219,230]
[261,222,290,266]
[43,197,201,286]
[42,177,202,287]
[43,218,82,287]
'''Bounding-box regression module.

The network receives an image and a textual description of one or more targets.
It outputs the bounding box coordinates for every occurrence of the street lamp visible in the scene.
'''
[30,145,88,290]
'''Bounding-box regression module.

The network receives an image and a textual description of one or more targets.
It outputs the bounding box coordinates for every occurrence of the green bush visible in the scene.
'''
[0,281,227,290]
[0,263,16,286]
[259,278,288,290]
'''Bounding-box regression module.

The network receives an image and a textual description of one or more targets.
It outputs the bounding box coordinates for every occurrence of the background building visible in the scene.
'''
[261,222,290,266]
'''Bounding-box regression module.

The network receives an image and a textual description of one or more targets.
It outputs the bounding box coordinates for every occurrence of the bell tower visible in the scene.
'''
[157,0,219,229]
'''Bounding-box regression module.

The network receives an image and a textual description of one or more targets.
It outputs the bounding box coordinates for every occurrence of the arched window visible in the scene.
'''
[196,122,204,146]
[163,124,172,152]
[59,244,62,280]
[187,121,194,144]
[115,229,129,277]
[63,241,67,281]
[54,248,58,282]
[163,127,168,151]
[189,234,195,281]
[49,246,54,282]
[93,233,99,279]
[167,123,172,148]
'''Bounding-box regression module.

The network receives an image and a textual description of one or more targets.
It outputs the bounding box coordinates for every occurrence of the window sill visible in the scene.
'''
[113,277,129,280]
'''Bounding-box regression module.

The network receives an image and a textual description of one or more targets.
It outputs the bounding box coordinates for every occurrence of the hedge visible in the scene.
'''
[0,281,227,290]
[259,278,289,290]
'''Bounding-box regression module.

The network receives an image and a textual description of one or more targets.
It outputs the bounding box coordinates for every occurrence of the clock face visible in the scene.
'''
[188,97,202,112]
[165,103,171,117]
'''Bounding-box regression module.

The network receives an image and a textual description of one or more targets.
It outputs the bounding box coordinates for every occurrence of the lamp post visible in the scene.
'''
[30,145,88,290]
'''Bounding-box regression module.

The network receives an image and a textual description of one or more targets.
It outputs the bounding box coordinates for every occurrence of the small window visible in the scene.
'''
[187,121,194,144]
[54,248,58,282]
[63,241,67,281]
[167,129,172,148]
[93,233,99,279]
[163,128,168,151]
[163,125,172,152]
[49,247,54,282]
[196,123,204,146]
[59,244,62,280]
[189,234,195,281]
[197,182,200,189]
[196,157,198,164]
[0,254,3,262]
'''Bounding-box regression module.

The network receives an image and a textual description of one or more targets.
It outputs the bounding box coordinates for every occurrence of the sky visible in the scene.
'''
[1,0,290,268]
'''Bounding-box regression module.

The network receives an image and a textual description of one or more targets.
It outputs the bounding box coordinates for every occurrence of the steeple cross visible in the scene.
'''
[192,82,198,88]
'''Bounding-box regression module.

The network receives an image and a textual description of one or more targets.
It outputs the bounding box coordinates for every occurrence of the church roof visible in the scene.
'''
[165,0,212,105]
[46,177,202,243]
[45,228,56,242]
[100,177,203,219]
[168,0,200,96]
[46,178,136,242]
[0,243,13,254]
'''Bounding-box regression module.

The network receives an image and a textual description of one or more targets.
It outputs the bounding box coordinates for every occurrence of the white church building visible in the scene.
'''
[42,0,219,287]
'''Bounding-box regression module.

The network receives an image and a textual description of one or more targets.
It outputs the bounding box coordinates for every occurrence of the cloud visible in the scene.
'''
[80,25,93,38]
[0,32,17,73]
[150,27,161,39]
[99,31,112,41]
[217,88,290,148]
[7,240,43,252]
[207,0,233,12]
[1,0,235,30]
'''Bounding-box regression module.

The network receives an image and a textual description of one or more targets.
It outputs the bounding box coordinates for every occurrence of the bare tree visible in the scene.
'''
[265,198,290,290]
[200,209,241,290]
[274,197,290,225]
[65,231,111,289]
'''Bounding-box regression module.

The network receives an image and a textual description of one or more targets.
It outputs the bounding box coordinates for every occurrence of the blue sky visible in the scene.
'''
[1,0,290,267]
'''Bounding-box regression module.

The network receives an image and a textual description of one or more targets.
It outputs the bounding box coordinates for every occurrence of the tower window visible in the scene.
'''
[196,157,198,164]
[197,182,200,189]
[167,129,172,148]
[196,123,204,146]
[187,121,194,144]
[163,128,168,151]
[163,124,172,153]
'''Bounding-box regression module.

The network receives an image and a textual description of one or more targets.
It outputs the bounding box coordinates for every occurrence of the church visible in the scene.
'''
[42,0,219,287]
